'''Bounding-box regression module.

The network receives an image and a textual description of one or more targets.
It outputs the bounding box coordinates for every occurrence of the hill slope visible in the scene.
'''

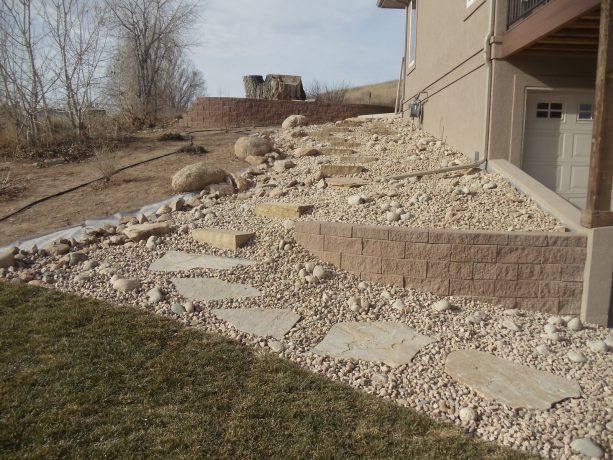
[344,80,398,108]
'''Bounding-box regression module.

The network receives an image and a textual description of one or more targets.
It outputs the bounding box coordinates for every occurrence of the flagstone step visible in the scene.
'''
[310,322,434,367]
[149,251,255,272]
[255,203,313,219]
[326,177,369,188]
[320,164,366,177]
[445,349,581,410]
[191,228,255,250]
[172,277,261,302]
[212,308,300,340]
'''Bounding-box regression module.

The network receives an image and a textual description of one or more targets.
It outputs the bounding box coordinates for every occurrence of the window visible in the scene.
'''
[536,102,563,119]
[408,0,417,66]
[578,103,594,121]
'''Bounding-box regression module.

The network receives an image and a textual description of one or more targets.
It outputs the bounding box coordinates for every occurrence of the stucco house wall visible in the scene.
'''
[403,0,490,159]
[402,0,597,166]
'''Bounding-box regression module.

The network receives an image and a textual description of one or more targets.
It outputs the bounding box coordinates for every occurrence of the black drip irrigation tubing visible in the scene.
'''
[0,127,257,223]
[0,147,184,223]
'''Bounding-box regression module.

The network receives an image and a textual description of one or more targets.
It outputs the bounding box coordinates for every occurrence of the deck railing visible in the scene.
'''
[507,0,552,27]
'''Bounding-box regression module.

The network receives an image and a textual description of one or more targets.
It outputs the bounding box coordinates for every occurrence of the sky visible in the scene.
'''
[190,0,406,97]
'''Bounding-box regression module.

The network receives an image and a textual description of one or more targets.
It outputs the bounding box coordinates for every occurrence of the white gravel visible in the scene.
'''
[1,117,611,459]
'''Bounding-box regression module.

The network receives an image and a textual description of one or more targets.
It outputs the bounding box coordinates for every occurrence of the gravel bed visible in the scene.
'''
[1,118,611,459]
[263,118,564,233]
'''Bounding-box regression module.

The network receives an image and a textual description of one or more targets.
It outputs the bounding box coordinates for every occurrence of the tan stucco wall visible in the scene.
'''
[402,0,491,159]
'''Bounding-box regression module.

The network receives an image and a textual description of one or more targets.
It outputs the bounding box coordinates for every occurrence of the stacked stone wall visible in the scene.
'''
[180,97,392,128]
[295,221,587,314]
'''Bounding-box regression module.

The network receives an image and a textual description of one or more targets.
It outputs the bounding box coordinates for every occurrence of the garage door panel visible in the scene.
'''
[569,165,589,191]
[571,133,591,159]
[523,131,563,163]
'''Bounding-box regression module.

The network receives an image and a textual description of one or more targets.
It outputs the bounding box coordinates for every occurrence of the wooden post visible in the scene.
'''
[581,0,613,228]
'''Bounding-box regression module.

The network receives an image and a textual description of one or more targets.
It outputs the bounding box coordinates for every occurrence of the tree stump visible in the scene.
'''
[243,75,265,99]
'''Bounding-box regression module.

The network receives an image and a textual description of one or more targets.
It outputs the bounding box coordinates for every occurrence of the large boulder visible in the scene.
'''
[282,115,308,129]
[0,250,15,269]
[172,163,227,192]
[234,137,273,159]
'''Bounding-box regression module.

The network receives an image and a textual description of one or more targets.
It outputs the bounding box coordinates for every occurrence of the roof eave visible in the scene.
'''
[377,0,408,8]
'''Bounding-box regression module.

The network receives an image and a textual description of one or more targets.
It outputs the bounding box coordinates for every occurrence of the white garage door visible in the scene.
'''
[522,89,595,209]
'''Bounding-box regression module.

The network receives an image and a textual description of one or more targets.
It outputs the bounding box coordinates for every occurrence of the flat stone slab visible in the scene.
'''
[123,222,171,242]
[338,156,378,164]
[212,308,300,340]
[192,228,255,250]
[310,322,433,367]
[326,177,369,188]
[255,203,313,219]
[319,148,356,156]
[445,350,581,410]
[149,251,255,272]
[320,164,366,177]
[172,277,261,302]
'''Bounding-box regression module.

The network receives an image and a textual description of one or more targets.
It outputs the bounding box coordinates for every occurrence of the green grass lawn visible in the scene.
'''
[0,283,534,459]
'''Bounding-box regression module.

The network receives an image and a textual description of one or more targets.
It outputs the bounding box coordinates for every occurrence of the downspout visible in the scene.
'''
[399,0,411,115]
[482,0,497,163]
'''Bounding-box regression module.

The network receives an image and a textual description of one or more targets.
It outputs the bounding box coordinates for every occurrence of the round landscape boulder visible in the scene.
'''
[282,115,308,129]
[234,136,273,159]
[172,163,227,192]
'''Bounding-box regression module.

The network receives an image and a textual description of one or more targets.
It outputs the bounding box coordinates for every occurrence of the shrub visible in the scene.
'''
[0,169,23,199]
[92,145,119,182]
[158,132,185,141]
[178,144,207,154]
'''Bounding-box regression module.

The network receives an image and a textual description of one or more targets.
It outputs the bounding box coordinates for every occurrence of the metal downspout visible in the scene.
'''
[399,0,411,114]
[482,0,497,163]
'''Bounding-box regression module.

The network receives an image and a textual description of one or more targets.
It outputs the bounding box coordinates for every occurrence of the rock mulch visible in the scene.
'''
[1,117,611,459]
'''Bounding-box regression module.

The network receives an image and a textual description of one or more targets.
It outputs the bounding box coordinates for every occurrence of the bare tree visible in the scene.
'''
[104,0,201,124]
[42,0,108,136]
[0,0,55,143]
[307,79,350,104]
[158,48,206,117]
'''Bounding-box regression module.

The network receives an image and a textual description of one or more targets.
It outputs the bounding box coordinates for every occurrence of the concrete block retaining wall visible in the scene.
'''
[179,97,392,129]
[295,221,588,315]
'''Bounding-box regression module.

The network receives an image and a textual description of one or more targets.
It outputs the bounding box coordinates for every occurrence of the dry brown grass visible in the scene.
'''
[0,168,23,200]
[344,80,398,107]
[92,145,120,182]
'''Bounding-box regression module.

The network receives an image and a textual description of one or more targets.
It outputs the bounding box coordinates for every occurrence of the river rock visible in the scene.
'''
[112,278,141,292]
[570,438,603,458]
[147,287,164,303]
[567,317,583,332]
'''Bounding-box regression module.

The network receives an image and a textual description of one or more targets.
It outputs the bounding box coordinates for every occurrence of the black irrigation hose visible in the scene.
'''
[0,147,184,223]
